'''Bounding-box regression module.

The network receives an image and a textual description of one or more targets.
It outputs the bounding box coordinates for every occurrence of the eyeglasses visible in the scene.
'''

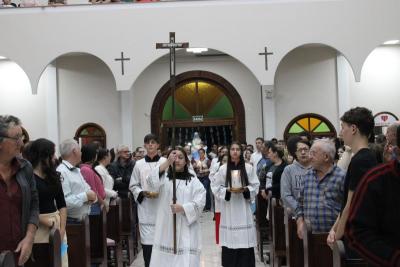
[296,148,310,153]
[0,134,24,143]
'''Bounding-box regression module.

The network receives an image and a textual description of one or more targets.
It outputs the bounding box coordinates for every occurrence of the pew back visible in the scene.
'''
[25,226,61,267]
[332,240,369,267]
[255,192,269,262]
[66,215,91,267]
[89,207,108,266]
[303,219,333,267]
[0,251,15,267]
[284,207,304,267]
[270,198,286,267]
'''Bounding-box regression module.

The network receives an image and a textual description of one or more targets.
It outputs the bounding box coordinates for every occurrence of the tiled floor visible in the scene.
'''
[132,212,266,267]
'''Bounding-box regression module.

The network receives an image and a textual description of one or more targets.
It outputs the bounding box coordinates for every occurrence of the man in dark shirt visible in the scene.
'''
[327,107,378,248]
[345,125,400,267]
[107,144,135,197]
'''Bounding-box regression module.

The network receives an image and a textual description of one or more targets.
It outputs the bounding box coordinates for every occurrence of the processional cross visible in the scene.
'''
[156,32,189,254]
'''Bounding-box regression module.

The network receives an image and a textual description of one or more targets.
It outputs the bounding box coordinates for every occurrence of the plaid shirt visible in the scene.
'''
[295,165,345,233]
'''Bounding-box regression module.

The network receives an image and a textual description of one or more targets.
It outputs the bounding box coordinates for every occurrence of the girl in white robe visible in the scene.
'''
[211,141,260,267]
[148,148,206,267]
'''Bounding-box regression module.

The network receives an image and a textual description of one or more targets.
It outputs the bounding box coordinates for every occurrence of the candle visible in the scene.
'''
[231,170,242,189]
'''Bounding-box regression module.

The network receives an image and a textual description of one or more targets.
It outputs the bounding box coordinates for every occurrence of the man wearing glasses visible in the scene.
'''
[0,115,39,266]
[108,144,135,198]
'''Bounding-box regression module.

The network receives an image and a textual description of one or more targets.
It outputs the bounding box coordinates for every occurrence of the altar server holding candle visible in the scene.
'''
[211,141,259,267]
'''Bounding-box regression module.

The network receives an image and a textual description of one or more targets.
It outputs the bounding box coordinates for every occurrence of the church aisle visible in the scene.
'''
[131,211,266,267]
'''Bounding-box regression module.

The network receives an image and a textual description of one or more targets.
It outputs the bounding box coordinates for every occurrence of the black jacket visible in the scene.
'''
[107,158,135,197]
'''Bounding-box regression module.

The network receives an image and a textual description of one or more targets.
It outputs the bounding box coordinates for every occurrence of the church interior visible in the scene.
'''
[1,0,400,267]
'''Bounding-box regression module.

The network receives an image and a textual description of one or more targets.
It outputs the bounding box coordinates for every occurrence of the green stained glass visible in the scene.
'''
[289,123,305,133]
[80,129,89,135]
[162,97,191,120]
[207,96,234,118]
[313,122,330,133]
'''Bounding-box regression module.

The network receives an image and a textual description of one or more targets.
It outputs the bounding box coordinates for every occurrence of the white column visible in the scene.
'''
[39,62,60,151]
[336,53,351,119]
[120,90,133,150]
[261,84,276,139]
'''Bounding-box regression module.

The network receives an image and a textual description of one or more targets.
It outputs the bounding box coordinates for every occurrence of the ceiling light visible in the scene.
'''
[186,48,208,54]
[383,40,400,45]
[0,56,6,60]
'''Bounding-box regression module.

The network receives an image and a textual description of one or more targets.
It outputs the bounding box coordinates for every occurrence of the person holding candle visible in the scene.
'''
[211,141,260,267]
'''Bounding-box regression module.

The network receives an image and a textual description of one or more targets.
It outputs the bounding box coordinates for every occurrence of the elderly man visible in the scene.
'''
[0,115,39,266]
[56,139,96,222]
[296,139,345,238]
[107,144,135,198]
[384,121,400,162]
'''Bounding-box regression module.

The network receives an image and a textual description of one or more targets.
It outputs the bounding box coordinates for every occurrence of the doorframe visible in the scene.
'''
[150,70,246,146]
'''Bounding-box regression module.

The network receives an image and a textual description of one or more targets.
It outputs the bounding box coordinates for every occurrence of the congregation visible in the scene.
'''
[0,105,399,267]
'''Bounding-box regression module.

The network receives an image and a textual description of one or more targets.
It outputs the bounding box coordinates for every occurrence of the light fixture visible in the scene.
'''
[186,48,208,54]
[0,56,6,60]
[383,40,400,45]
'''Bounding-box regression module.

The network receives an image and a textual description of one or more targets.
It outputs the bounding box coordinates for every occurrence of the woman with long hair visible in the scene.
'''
[26,138,68,266]
[211,141,259,267]
[148,147,206,267]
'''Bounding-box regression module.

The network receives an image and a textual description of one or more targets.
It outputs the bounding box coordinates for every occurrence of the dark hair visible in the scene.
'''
[26,138,61,188]
[340,107,374,142]
[81,143,98,164]
[263,140,274,150]
[271,138,278,144]
[269,144,285,159]
[0,115,21,143]
[368,143,384,164]
[255,137,264,143]
[167,147,194,183]
[287,136,311,160]
[110,148,116,162]
[226,141,249,187]
[298,131,312,142]
[198,148,205,154]
[93,148,110,169]
[22,141,33,160]
[144,133,159,144]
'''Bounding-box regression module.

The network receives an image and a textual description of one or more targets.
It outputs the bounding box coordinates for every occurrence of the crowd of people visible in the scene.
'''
[0,106,399,267]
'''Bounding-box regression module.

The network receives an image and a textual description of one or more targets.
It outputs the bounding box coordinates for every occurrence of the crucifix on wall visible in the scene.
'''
[114,52,130,75]
[259,46,273,70]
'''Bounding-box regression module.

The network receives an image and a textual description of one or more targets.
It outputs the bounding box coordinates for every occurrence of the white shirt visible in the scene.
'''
[95,164,118,204]
[57,160,91,220]
[250,151,262,167]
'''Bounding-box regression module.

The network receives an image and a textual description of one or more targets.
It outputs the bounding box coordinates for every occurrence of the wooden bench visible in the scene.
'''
[66,215,91,267]
[89,206,108,266]
[284,207,304,267]
[270,198,286,267]
[25,226,61,267]
[303,219,333,267]
[0,251,15,267]
[107,198,123,267]
[120,193,137,265]
[332,240,369,267]
[255,192,269,262]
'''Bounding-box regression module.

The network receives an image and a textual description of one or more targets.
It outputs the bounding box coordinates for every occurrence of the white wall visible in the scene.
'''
[0,59,47,140]
[274,46,340,139]
[57,54,122,149]
[131,56,262,146]
[349,45,400,118]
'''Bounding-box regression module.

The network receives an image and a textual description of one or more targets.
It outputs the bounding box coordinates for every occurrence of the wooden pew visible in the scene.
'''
[107,197,123,267]
[120,193,137,265]
[0,251,15,267]
[89,206,108,266]
[332,240,369,267]
[255,192,269,262]
[66,215,91,267]
[25,226,61,267]
[303,219,333,267]
[284,207,304,267]
[270,198,286,267]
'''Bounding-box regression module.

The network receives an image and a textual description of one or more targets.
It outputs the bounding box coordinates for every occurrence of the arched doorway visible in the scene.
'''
[75,122,107,148]
[151,71,246,148]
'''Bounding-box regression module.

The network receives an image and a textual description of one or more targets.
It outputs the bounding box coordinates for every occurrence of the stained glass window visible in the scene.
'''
[284,113,336,141]
[75,123,106,148]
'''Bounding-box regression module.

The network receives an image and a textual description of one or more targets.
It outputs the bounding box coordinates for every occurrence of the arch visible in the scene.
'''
[0,56,33,93]
[151,70,246,147]
[36,51,117,94]
[283,113,337,142]
[74,122,107,148]
[273,43,356,83]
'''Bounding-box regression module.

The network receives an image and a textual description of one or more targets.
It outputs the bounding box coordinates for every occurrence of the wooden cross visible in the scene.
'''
[156,32,189,255]
[114,52,130,75]
[259,46,274,70]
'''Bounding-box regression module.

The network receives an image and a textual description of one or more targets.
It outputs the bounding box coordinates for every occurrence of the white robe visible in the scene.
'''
[149,168,206,267]
[211,163,259,249]
[129,157,167,245]
[209,161,222,213]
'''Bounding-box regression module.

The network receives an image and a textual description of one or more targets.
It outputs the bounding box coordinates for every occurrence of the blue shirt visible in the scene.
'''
[295,165,345,233]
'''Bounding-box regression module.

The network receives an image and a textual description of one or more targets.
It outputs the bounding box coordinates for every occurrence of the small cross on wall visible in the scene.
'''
[259,47,274,71]
[115,52,130,75]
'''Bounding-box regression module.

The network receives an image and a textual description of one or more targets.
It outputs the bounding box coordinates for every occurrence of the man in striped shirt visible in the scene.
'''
[295,139,345,238]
